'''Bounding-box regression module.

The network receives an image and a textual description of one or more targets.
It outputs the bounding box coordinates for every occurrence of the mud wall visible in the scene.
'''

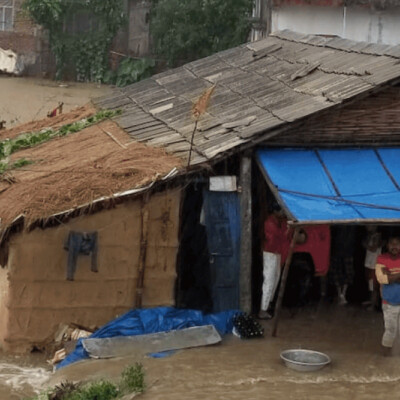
[0,266,9,349]
[2,188,181,352]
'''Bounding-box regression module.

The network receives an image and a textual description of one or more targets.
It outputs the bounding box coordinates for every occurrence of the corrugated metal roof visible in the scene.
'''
[94,30,400,165]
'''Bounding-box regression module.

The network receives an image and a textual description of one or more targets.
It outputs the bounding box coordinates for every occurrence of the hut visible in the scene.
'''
[2,30,400,351]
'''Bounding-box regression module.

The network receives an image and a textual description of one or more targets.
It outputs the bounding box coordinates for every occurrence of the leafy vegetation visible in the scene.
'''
[0,109,121,175]
[0,158,34,175]
[30,363,145,400]
[119,363,146,394]
[103,57,156,87]
[150,0,254,66]
[23,0,126,81]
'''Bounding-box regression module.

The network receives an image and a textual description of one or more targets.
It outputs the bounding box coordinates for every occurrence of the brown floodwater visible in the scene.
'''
[0,76,112,128]
[0,352,50,399]
[24,304,399,400]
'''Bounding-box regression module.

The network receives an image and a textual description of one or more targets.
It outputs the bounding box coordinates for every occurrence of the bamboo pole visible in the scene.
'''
[272,227,300,337]
[135,201,149,308]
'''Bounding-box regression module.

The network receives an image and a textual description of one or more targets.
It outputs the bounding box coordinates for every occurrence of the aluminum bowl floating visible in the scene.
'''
[280,349,331,372]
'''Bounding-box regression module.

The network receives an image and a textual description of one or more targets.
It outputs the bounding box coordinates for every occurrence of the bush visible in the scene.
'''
[150,0,254,66]
[103,58,156,87]
[67,380,118,400]
[29,364,145,400]
[119,363,146,394]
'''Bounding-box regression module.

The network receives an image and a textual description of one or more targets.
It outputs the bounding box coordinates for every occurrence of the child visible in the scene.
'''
[375,236,400,356]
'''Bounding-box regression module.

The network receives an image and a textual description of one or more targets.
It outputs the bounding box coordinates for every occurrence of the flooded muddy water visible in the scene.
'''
[41,304,400,400]
[0,353,51,399]
[0,76,112,128]
[0,305,398,399]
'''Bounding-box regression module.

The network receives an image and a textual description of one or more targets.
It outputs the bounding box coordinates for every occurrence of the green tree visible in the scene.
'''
[23,0,126,81]
[150,0,254,66]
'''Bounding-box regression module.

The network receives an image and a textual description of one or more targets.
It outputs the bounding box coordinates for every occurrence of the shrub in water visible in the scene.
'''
[119,363,145,394]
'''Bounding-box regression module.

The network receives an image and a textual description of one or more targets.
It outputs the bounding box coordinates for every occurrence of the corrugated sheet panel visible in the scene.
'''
[94,30,400,165]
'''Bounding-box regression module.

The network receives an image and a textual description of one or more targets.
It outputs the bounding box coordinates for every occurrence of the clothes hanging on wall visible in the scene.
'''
[64,231,98,281]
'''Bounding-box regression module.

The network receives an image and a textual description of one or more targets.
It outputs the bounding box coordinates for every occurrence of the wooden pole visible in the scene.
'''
[135,199,149,308]
[240,155,252,313]
[272,227,300,337]
[187,120,198,167]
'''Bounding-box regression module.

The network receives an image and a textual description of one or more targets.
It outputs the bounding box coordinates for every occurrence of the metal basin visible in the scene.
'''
[280,349,331,372]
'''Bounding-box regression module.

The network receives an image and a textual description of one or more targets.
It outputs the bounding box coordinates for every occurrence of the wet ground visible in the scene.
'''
[0,76,112,128]
[3,303,398,400]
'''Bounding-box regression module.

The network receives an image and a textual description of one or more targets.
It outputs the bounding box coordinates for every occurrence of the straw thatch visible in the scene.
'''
[0,108,182,231]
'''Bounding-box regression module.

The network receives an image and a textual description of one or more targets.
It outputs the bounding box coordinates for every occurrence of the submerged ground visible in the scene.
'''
[0,76,111,128]
[2,303,399,400]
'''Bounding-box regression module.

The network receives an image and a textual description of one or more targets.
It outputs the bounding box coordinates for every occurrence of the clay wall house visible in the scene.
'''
[0,107,182,352]
[2,31,400,351]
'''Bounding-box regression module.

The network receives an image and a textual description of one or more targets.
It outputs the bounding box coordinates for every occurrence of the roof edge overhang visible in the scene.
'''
[0,167,180,248]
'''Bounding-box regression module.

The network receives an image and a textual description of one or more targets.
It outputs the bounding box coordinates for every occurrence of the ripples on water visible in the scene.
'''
[0,361,52,399]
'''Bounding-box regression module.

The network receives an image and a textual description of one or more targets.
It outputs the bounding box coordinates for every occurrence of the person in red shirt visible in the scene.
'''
[294,225,330,277]
[375,237,400,356]
[259,208,290,319]
[259,207,330,319]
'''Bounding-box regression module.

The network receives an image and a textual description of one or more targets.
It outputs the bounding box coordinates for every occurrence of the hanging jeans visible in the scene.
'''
[64,231,98,281]
[260,251,281,312]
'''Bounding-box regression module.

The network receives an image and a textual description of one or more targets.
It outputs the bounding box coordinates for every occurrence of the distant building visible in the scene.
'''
[0,0,46,75]
[252,0,400,45]
[0,0,152,77]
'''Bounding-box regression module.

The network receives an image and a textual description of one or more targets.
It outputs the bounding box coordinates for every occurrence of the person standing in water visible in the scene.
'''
[258,207,290,320]
[329,225,356,305]
[363,226,384,308]
[376,236,400,356]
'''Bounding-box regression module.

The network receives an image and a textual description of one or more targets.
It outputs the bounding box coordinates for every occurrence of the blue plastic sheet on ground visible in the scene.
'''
[58,307,239,369]
[148,350,177,358]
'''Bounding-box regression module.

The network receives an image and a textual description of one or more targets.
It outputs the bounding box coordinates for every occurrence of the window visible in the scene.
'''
[0,0,13,31]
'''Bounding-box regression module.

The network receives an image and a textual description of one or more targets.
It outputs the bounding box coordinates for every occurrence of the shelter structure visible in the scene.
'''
[2,30,400,351]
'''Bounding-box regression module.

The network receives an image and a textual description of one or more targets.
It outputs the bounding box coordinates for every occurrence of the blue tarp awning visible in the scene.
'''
[257,148,400,224]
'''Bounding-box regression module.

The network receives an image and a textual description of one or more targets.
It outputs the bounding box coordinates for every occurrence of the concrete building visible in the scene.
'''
[253,0,400,45]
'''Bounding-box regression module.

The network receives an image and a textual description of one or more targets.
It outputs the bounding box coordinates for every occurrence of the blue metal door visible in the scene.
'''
[203,190,240,312]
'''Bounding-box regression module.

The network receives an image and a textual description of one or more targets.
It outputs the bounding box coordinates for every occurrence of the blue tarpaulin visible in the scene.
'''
[257,148,400,223]
[58,307,238,369]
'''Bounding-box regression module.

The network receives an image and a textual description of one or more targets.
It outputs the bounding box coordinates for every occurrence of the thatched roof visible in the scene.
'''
[0,106,182,238]
[3,29,400,240]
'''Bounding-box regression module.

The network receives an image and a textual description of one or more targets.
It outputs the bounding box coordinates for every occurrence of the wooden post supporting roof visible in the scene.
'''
[240,155,252,313]
[272,227,300,337]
